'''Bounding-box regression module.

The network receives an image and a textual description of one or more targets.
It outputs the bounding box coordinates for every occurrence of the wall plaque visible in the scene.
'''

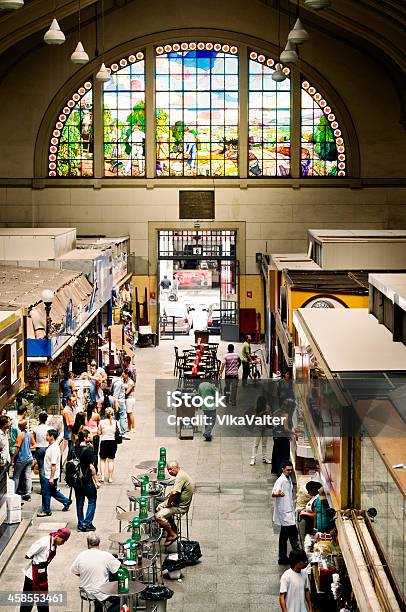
[179,191,215,219]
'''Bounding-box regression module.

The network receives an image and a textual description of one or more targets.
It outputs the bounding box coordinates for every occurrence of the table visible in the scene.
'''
[117,510,155,522]
[109,532,149,545]
[97,580,146,611]
[134,460,157,470]
[127,490,161,512]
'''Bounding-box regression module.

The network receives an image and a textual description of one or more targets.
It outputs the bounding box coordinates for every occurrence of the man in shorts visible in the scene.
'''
[155,460,194,546]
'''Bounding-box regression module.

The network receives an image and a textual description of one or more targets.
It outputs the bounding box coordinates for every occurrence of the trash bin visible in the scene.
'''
[140,585,174,612]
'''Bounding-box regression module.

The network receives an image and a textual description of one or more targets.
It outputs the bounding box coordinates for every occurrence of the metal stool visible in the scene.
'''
[174,509,190,541]
[144,528,164,584]
[79,587,107,611]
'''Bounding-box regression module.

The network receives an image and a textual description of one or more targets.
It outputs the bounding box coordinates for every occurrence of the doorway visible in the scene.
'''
[157,229,238,340]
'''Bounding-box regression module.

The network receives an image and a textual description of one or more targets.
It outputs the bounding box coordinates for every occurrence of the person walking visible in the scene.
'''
[198,380,217,442]
[73,430,100,532]
[250,396,272,465]
[62,395,75,458]
[9,405,27,458]
[33,412,49,482]
[241,335,252,386]
[60,371,76,402]
[70,533,121,612]
[220,343,240,406]
[272,399,295,475]
[279,549,313,612]
[11,420,35,501]
[98,407,118,483]
[272,461,300,565]
[123,369,136,433]
[85,403,100,467]
[20,528,71,612]
[160,275,171,301]
[111,368,129,439]
[37,429,71,517]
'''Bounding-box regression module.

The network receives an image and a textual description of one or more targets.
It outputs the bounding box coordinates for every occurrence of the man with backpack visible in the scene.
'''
[37,429,72,517]
[70,430,100,532]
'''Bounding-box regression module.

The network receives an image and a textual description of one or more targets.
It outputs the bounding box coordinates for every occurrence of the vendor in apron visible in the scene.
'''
[21,528,71,612]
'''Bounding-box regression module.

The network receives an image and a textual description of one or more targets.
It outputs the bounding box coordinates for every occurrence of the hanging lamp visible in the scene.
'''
[71,0,89,64]
[0,0,24,8]
[304,0,331,9]
[280,41,298,64]
[95,0,111,82]
[44,18,65,45]
[288,18,309,44]
[272,0,287,83]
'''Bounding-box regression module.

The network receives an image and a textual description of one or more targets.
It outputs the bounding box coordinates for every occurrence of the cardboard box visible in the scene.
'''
[6,508,21,524]
[6,493,21,511]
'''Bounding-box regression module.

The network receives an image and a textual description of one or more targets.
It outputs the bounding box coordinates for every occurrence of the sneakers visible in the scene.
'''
[250,457,256,466]
[37,511,52,517]
[86,524,96,531]
[262,457,272,464]
[62,501,72,512]
[203,435,212,442]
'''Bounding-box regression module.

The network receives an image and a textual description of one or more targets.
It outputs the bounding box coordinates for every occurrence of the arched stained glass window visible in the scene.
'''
[248,52,291,177]
[48,81,93,177]
[103,52,145,176]
[155,42,239,177]
[301,80,346,176]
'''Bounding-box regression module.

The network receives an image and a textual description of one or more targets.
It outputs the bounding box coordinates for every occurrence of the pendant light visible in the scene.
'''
[305,0,331,9]
[44,18,65,45]
[288,18,309,44]
[71,0,89,64]
[0,0,24,8]
[280,41,298,64]
[95,0,111,82]
[272,0,287,83]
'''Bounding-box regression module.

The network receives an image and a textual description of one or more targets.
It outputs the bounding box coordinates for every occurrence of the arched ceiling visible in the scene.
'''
[0,0,405,122]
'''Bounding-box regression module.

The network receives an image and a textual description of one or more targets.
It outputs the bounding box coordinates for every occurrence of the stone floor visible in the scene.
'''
[0,336,290,611]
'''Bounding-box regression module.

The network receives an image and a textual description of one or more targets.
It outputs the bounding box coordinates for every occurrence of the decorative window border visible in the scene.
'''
[156,41,238,55]
[302,79,346,176]
[249,50,290,76]
[48,80,93,177]
[108,50,145,73]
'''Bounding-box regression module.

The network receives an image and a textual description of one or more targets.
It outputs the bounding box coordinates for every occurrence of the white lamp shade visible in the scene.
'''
[304,0,331,9]
[44,19,65,46]
[0,0,24,8]
[95,63,111,83]
[280,41,298,64]
[272,63,287,83]
[288,18,309,44]
[71,41,89,64]
[41,289,55,304]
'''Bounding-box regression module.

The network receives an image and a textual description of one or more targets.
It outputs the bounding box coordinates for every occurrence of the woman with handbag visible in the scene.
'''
[98,407,118,484]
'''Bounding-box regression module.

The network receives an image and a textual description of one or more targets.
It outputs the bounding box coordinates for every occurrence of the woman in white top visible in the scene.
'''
[98,408,117,483]
[33,412,49,481]
[123,370,136,433]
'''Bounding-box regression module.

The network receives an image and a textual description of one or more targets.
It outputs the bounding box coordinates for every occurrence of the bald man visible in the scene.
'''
[155,461,194,545]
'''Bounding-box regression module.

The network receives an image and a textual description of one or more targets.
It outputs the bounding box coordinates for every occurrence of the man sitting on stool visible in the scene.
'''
[155,460,194,546]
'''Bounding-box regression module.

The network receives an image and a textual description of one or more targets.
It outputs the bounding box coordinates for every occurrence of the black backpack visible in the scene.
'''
[65,448,84,488]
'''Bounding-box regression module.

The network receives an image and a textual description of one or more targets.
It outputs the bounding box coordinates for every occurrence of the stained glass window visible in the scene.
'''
[155,42,239,177]
[48,81,93,177]
[248,52,291,177]
[301,80,346,176]
[103,52,145,176]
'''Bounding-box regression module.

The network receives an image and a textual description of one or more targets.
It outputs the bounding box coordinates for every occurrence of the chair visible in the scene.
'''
[115,504,127,532]
[173,508,190,541]
[173,346,181,376]
[79,588,107,612]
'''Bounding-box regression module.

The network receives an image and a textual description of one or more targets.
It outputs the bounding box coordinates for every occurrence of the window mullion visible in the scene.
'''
[94,77,104,178]
[238,44,248,179]
[146,44,156,179]
[290,66,301,179]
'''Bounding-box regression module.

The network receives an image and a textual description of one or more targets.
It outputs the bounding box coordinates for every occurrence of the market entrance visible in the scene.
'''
[157,229,238,340]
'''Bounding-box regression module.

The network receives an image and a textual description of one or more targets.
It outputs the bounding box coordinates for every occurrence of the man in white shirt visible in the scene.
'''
[70,533,121,612]
[279,549,313,612]
[0,416,10,466]
[37,429,71,517]
[272,460,300,565]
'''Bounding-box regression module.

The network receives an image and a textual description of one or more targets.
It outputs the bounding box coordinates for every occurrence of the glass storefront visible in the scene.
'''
[361,433,405,602]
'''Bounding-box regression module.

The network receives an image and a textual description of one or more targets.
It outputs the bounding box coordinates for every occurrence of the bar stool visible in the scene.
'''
[173,509,190,541]
[79,588,107,611]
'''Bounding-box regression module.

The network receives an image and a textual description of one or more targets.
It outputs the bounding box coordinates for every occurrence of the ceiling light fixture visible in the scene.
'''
[272,0,287,83]
[304,0,331,9]
[0,0,24,9]
[71,0,89,64]
[288,18,309,44]
[280,41,298,64]
[44,18,66,45]
[95,0,111,82]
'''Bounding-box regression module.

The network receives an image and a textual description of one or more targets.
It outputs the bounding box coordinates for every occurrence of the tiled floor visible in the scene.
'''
[0,336,288,611]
